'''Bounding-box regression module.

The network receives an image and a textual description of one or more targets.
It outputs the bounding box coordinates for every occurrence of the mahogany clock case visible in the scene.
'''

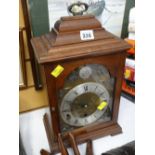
[31,15,131,153]
[43,51,126,135]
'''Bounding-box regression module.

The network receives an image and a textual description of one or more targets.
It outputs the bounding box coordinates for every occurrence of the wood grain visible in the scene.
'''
[58,134,69,155]
[68,133,80,155]
[40,149,51,155]
[86,140,93,155]
[43,113,55,152]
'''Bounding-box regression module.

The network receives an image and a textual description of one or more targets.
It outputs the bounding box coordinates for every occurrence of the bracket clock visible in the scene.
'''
[31,15,131,154]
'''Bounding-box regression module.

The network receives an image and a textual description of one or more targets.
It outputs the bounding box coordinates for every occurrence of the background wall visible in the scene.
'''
[19,0,48,113]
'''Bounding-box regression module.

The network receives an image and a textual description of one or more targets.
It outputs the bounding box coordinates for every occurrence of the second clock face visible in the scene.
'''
[60,82,110,126]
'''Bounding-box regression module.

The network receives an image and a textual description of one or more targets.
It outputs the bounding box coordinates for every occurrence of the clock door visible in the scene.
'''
[57,64,115,133]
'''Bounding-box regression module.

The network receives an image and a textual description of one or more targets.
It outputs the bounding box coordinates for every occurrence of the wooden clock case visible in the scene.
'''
[31,15,131,154]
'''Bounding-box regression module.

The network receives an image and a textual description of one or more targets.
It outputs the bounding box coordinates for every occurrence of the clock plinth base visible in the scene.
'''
[111,130,122,136]
[40,149,51,155]
[42,123,122,154]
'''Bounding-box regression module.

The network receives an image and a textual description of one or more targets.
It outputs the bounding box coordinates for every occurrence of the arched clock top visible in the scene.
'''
[54,15,102,33]
[46,53,122,90]
[31,16,130,64]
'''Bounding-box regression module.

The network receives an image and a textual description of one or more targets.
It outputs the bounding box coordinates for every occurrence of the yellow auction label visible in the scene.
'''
[124,69,131,79]
[97,101,107,111]
[51,65,64,78]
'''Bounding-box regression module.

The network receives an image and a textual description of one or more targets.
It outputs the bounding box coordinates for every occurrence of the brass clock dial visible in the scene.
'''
[60,82,110,126]
[58,64,114,132]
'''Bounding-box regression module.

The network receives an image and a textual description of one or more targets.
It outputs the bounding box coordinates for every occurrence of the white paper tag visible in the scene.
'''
[80,30,94,41]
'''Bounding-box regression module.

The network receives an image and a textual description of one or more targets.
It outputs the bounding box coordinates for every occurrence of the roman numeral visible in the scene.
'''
[93,114,97,118]
[62,109,70,113]
[84,119,88,124]
[74,119,78,124]
[84,85,88,92]
[99,92,105,97]
[65,100,72,104]
[74,91,79,96]
[94,86,98,91]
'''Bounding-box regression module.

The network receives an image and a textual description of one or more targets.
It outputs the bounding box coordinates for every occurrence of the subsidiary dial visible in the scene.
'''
[79,66,92,79]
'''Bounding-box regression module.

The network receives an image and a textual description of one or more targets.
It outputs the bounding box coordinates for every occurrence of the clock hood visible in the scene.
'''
[31,15,131,64]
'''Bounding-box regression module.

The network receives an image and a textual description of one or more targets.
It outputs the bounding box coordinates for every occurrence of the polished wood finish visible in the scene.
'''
[86,140,93,155]
[58,133,94,155]
[43,115,95,155]
[49,123,122,154]
[58,134,69,155]
[40,149,51,155]
[58,132,94,155]
[43,52,126,140]
[31,15,131,154]
[43,113,55,152]
[68,133,80,155]
[55,15,101,33]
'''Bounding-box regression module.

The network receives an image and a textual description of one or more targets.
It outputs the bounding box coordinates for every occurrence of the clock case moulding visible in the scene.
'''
[31,15,131,154]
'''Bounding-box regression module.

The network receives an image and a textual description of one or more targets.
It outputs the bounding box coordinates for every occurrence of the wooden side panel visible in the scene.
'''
[44,64,60,138]
[112,52,127,122]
